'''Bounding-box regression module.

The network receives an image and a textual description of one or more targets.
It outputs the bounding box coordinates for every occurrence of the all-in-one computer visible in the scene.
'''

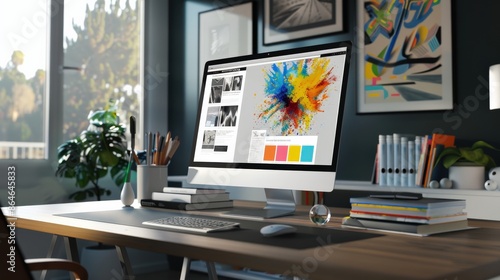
[187,41,352,219]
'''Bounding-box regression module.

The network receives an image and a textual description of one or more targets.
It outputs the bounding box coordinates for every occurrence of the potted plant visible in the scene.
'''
[435,141,499,190]
[55,101,128,200]
[55,101,129,279]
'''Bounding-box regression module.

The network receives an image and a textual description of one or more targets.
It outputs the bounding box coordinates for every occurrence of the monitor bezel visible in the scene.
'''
[188,41,352,175]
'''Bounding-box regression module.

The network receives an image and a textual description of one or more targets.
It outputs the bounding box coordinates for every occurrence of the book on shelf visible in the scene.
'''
[151,191,230,203]
[141,199,233,211]
[415,135,431,186]
[422,133,455,187]
[162,187,226,194]
[341,216,470,236]
[428,144,448,182]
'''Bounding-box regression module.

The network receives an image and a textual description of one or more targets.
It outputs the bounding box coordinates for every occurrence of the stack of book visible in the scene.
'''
[375,132,455,187]
[342,195,469,236]
[140,187,233,211]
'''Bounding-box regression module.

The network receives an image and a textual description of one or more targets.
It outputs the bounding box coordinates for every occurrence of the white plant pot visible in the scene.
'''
[449,165,485,190]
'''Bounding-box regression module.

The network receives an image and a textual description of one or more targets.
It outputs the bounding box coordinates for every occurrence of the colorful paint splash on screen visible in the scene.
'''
[259,58,336,135]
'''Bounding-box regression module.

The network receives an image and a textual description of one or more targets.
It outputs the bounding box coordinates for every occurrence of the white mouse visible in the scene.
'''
[260,224,297,237]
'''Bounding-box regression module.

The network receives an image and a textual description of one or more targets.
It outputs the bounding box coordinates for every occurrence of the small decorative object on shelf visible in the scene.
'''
[485,167,500,191]
[435,141,499,190]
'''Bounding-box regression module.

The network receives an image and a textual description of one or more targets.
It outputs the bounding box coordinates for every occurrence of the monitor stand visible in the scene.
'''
[222,188,296,220]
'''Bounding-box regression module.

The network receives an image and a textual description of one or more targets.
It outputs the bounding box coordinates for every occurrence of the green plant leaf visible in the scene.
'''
[472,141,500,151]
[56,102,127,201]
[442,154,463,168]
[459,147,485,162]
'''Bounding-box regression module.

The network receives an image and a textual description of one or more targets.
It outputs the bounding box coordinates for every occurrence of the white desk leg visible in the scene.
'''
[180,257,191,280]
[115,245,135,280]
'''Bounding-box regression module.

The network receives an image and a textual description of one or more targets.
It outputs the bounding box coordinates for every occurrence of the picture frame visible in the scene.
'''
[357,0,453,113]
[199,2,255,87]
[263,0,344,45]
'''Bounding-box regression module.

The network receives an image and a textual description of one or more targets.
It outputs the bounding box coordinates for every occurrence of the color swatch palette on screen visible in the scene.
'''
[263,145,314,163]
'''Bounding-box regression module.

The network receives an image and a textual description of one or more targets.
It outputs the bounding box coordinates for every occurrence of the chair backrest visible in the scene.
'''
[0,203,33,280]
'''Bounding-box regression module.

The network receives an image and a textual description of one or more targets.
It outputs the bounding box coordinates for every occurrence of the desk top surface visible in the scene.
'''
[4,200,500,280]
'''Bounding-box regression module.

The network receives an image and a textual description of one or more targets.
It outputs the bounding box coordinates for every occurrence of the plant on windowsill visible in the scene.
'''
[435,141,499,190]
[55,101,128,201]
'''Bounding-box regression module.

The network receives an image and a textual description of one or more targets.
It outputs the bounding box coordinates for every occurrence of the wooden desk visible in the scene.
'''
[4,200,500,280]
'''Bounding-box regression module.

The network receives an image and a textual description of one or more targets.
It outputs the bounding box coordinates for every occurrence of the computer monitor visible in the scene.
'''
[187,41,352,219]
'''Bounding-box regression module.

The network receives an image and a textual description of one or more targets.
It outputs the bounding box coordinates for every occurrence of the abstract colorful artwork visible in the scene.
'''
[357,0,453,113]
[258,58,336,135]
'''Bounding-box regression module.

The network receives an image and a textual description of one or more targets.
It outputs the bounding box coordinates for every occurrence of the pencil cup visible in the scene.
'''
[136,165,168,202]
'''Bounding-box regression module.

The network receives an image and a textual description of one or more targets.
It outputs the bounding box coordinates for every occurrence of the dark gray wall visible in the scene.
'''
[167,0,500,187]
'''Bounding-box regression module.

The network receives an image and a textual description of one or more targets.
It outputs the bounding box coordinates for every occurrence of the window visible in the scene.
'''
[0,1,49,159]
[0,0,143,205]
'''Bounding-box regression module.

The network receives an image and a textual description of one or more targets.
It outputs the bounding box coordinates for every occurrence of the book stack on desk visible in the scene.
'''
[342,195,469,236]
[140,187,233,211]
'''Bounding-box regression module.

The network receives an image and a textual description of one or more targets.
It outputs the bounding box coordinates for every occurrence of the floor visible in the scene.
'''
[136,269,237,280]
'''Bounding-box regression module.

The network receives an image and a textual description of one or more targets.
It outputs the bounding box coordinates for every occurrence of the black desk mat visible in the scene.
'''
[57,207,381,250]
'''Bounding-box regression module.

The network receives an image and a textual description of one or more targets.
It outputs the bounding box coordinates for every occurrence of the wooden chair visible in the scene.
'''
[1,204,88,280]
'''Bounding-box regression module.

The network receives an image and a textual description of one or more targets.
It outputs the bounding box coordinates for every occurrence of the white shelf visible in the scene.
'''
[335,180,500,221]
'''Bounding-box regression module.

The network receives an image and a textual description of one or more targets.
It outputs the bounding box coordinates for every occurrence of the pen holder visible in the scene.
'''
[137,165,168,202]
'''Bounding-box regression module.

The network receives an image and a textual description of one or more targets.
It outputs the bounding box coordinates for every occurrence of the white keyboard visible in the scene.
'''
[142,216,240,233]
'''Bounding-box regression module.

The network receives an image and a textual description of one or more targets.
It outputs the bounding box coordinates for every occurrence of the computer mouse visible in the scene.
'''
[260,224,297,237]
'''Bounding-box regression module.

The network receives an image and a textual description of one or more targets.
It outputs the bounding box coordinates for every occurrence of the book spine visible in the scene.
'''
[400,137,408,187]
[393,134,401,186]
[386,135,394,186]
[140,199,188,210]
[414,136,421,186]
[408,140,416,187]
[378,135,387,186]
[162,187,198,194]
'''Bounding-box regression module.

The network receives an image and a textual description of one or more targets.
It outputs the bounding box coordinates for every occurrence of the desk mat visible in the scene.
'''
[57,207,381,250]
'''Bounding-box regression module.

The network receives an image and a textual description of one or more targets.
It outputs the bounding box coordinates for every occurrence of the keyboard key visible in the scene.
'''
[142,216,240,233]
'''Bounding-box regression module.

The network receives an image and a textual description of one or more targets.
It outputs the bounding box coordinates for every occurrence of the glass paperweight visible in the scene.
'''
[309,204,331,225]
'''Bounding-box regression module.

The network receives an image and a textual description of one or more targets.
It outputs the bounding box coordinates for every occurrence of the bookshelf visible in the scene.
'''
[335,180,500,221]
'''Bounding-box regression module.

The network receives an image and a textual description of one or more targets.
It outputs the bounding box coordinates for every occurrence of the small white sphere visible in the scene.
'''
[484,180,498,191]
[440,178,453,189]
[429,180,440,189]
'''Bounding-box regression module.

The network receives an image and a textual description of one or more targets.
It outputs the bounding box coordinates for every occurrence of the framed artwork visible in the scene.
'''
[199,2,255,87]
[263,0,344,45]
[357,0,453,113]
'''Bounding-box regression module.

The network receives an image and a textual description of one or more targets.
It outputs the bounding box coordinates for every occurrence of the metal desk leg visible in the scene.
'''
[63,236,79,263]
[179,258,218,280]
[116,245,135,280]
[206,261,219,280]
[62,236,79,280]
[180,257,191,280]
[40,234,59,280]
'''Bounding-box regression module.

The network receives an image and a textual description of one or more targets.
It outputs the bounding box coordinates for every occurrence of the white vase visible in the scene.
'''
[449,165,485,190]
[120,182,135,206]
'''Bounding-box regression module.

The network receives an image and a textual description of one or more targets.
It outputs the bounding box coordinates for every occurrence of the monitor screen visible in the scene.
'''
[188,41,351,197]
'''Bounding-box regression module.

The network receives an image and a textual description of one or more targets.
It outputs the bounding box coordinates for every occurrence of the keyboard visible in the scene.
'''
[142,216,240,233]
